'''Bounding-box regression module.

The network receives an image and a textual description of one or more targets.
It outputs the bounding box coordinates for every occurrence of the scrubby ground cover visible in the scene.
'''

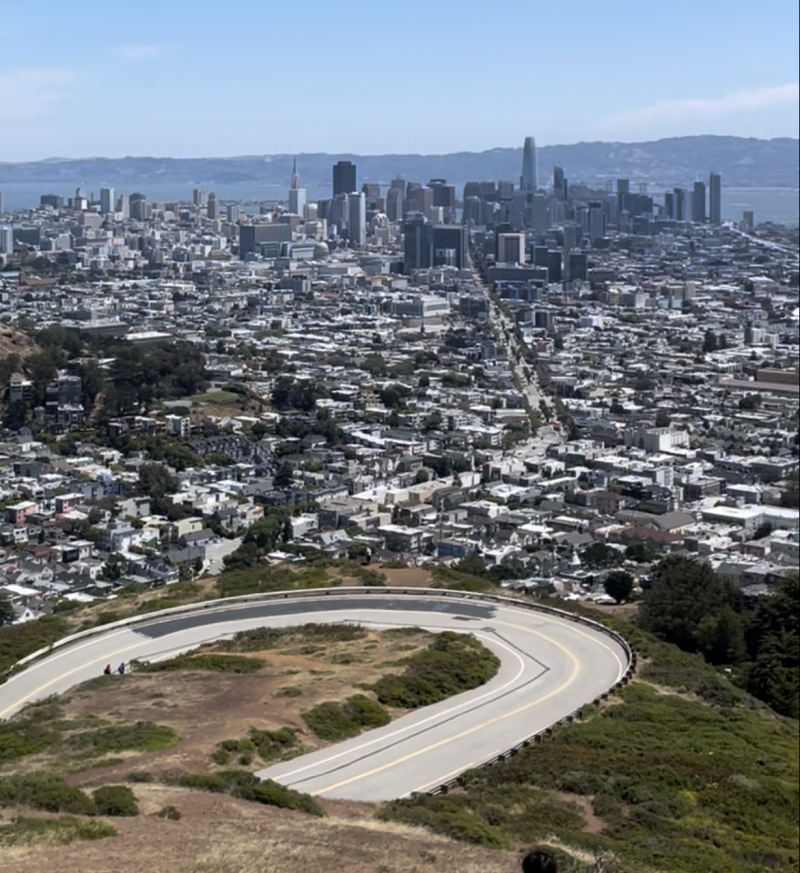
[379,617,800,873]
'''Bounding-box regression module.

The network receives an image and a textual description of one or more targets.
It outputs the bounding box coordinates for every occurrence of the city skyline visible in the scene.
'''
[0,0,797,161]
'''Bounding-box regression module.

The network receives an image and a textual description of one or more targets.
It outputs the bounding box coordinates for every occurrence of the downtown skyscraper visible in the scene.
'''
[520,136,538,192]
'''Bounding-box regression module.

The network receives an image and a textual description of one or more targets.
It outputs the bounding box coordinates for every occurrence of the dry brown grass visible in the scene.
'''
[1,786,521,873]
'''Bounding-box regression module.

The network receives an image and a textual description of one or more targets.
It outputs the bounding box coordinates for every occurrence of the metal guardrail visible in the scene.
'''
[2,587,636,783]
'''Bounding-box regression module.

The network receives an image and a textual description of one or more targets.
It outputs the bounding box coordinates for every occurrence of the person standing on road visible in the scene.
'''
[103,664,112,675]
[522,848,557,873]
[117,662,126,675]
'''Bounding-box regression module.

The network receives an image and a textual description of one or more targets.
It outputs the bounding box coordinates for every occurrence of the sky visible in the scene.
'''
[0,0,798,161]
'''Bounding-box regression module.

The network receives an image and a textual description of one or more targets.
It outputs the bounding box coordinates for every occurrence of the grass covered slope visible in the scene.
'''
[380,619,800,873]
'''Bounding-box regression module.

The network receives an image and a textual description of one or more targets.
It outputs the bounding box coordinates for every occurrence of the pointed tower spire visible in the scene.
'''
[290,157,300,190]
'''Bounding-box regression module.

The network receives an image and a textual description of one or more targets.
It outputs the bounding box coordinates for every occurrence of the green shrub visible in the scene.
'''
[63,721,179,755]
[138,654,263,674]
[0,614,70,676]
[126,771,154,783]
[212,728,298,766]
[218,623,367,653]
[378,798,509,849]
[371,632,500,709]
[0,714,62,762]
[0,774,96,815]
[274,685,303,698]
[155,804,181,820]
[92,785,139,817]
[239,778,324,817]
[0,815,116,847]
[168,769,322,816]
[210,748,230,765]
[302,695,390,742]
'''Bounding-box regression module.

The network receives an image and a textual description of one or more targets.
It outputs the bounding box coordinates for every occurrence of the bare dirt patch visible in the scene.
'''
[554,792,605,835]
[0,787,520,873]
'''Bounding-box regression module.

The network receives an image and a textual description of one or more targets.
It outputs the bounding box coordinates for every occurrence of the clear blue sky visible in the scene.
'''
[0,0,797,160]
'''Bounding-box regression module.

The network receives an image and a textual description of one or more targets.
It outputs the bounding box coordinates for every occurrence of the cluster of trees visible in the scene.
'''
[2,328,209,429]
[101,341,207,416]
[222,508,294,571]
[639,556,799,718]
[271,377,329,412]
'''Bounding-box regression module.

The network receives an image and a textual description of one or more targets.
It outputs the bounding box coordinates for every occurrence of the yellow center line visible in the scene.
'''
[0,640,146,719]
[312,624,582,795]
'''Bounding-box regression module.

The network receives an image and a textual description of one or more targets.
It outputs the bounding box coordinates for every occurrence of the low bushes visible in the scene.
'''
[377,797,509,849]
[302,695,390,742]
[218,623,367,653]
[210,727,299,766]
[0,815,117,847]
[92,785,139,817]
[0,712,63,763]
[155,804,181,820]
[370,631,499,709]
[168,769,323,817]
[0,774,96,815]
[137,654,263,674]
[0,774,144,820]
[379,658,800,873]
[0,614,70,677]
[62,721,179,755]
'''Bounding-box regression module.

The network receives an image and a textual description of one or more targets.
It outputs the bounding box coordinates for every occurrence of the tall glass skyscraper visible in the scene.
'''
[520,137,538,192]
[709,172,722,224]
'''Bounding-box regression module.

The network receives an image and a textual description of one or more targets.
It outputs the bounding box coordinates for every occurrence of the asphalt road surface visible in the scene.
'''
[0,591,629,801]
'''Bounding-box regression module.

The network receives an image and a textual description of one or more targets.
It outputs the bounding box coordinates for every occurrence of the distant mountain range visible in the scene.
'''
[1,136,797,191]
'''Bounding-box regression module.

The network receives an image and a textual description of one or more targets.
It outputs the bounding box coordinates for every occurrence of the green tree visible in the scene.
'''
[639,556,743,660]
[414,468,430,484]
[273,465,294,490]
[581,542,623,570]
[0,594,16,626]
[603,570,634,604]
[347,542,371,564]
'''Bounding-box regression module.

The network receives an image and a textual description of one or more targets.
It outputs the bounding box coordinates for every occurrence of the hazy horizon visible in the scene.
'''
[1,0,797,161]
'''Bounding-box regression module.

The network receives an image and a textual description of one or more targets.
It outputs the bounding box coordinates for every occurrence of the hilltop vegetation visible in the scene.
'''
[381,615,800,873]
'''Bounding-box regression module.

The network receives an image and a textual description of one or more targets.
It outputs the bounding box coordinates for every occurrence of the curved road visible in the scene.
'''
[0,591,629,801]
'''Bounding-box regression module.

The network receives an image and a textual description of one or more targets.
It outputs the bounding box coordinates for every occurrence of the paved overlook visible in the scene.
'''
[0,591,629,801]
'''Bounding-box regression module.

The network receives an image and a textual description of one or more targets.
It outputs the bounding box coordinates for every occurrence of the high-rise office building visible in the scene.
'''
[288,158,307,216]
[709,172,722,223]
[407,184,433,218]
[347,192,366,246]
[673,188,687,221]
[432,224,467,269]
[227,204,240,223]
[386,182,404,221]
[497,233,526,264]
[520,136,538,192]
[193,188,207,207]
[0,191,4,214]
[40,194,64,209]
[553,167,567,201]
[588,202,606,245]
[663,191,675,219]
[691,182,706,223]
[0,226,13,254]
[333,161,357,196]
[403,218,433,272]
[207,192,219,219]
[99,187,115,215]
[129,193,149,220]
[429,179,456,222]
